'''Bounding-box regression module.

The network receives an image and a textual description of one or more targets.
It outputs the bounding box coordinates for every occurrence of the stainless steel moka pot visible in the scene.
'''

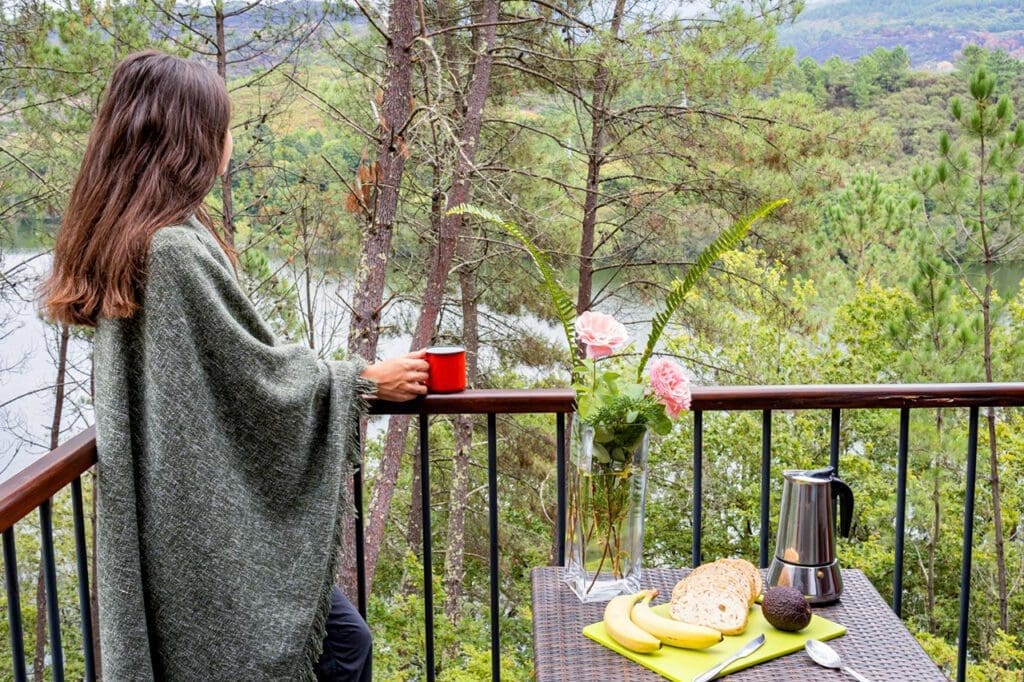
[767,466,854,604]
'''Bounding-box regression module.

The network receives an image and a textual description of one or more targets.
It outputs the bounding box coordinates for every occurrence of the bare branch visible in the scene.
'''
[424,15,543,40]
[351,0,390,41]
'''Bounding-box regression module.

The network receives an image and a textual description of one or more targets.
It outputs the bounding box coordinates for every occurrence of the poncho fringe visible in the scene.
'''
[301,388,369,681]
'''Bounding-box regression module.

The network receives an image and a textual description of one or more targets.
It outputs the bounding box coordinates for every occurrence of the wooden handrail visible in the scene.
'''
[371,382,1024,414]
[0,426,97,533]
[688,382,1024,410]
[5,383,1024,533]
[369,388,575,414]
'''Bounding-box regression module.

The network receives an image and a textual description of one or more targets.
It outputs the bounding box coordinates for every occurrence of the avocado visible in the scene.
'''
[762,586,812,632]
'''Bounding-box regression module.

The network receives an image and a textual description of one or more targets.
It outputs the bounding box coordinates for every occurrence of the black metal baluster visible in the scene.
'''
[692,411,703,568]
[829,409,840,473]
[487,414,500,681]
[893,408,909,617]
[556,413,566,566]
[830,409,841,533]
[759,410,772,569]
[419,415,435,682]
[353,437,367,619]
[71,478,96,681]
[3,527,28,682]
[39,500,65,681]
[956,407,979,682]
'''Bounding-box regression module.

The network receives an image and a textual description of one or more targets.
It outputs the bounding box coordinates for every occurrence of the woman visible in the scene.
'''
[42,50,425,680]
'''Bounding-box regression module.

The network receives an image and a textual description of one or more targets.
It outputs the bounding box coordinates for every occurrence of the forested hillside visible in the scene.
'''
[782,0,1024,66]
[2,0,1023,679]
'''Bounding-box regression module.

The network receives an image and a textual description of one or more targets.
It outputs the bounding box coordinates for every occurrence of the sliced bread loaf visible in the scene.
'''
[669,575,750,635]
[669,558,759,635]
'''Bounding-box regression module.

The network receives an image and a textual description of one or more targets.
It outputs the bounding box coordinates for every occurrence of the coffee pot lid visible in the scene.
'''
[782,465,836,484]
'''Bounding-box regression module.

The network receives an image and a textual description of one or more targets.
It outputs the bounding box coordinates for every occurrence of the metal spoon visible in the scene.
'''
[805,639,874,682]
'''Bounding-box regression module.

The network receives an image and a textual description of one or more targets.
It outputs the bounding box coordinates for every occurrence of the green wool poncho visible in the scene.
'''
[93,216,373,680]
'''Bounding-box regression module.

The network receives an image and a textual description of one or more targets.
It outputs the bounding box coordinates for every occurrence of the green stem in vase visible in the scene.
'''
[612,470,632,577]
[606,472,621,578]
[585,473,612,594]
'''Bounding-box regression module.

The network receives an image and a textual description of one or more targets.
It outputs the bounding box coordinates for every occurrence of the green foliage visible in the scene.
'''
[636,199,787,378]
[793,47,912,107]
[957,45,1024,91]
[850,47,912,106]
[238,248,304,341]
[919,67,1024,301]
[447,204,582,377]
[821,172,920,279]
[574,359,672,436]
[367,554,530,680]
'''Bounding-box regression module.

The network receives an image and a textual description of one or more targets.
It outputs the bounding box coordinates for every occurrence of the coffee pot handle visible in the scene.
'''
[832,477,854,537]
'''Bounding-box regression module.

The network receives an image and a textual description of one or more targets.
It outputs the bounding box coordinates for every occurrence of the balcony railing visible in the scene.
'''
[3,383,1024,682]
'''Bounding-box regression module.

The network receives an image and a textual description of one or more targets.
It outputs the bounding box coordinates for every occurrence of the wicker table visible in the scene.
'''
[531,567,947,681]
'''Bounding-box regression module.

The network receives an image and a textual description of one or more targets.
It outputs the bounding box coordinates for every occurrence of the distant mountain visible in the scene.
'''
[779,0,1024,68]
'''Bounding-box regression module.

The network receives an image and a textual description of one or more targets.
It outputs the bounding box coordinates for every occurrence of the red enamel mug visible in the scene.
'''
[425,346,466,393]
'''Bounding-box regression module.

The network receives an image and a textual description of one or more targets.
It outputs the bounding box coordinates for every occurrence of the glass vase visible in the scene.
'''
[563,419,650,602]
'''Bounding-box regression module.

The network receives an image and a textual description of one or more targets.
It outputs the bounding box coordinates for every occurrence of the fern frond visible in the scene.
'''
[636,198,788,379]
[448,204,584,377]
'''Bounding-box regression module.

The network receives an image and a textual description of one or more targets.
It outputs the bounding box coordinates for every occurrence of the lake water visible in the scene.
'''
[1,252,93,480]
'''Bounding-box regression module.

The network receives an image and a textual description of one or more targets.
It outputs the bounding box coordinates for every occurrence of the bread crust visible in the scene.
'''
[720,558,763,603]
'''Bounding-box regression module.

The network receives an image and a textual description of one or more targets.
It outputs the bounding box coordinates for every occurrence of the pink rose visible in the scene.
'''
[575,311,628,360]
[649,358,692,418]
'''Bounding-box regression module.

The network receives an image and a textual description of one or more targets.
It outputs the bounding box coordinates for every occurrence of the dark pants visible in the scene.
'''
[317,586,372,681]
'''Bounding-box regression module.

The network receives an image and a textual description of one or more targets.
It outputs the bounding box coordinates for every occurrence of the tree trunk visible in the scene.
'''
[440,0,488,592]
[977,131,1008,631]
[927,408,941,634]
[363,0,500,592]
[575,0,626,315]
[33,568,44,682]
[405,97,450,557]
[300,206,316,350]
[444,255,480,622]
[215,3,235,243]
[983,329,1008,631]
[341,0,420,598]
[346,0,417,364]
[34,325,70,680]
[406,419,424,557]
[577,140,602,314]
[365,231,453,589]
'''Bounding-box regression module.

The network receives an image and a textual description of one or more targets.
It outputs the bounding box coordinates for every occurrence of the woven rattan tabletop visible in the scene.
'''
[531,567,947,681]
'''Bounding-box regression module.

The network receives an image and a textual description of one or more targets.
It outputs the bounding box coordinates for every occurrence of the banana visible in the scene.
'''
[603,591,662,653]
[630,589,723,650]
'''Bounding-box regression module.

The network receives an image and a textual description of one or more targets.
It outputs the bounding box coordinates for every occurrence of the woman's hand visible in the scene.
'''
[361,350,429,401]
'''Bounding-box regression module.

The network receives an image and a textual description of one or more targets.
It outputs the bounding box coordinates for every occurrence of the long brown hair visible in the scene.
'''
[43,50,233,327]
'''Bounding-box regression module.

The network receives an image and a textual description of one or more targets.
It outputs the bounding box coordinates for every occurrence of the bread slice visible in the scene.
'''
[669,576,750,635]
[678,562,752,606]
[720,558,763,603]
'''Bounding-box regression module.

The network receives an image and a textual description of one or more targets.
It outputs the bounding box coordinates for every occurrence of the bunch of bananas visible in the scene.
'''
[603,589,723,653]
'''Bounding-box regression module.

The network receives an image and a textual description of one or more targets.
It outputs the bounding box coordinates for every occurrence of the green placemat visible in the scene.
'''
[582,603,846,681]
